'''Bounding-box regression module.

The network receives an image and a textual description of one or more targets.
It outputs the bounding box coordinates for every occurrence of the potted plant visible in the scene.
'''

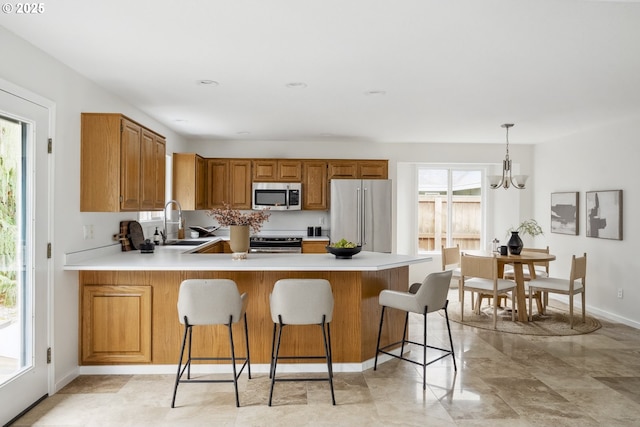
[506,219,543,255]
[509,219,544,238]
[207,203,271,257]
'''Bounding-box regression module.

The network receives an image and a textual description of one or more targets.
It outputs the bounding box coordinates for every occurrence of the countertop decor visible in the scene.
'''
[326,245,362,259]
[206,202,270,233]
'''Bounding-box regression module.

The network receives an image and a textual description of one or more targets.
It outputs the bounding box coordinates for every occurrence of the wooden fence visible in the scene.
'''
[418,194,481,251]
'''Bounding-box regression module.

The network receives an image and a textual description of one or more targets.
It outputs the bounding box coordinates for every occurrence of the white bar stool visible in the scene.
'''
[268,278,335,406]
[171,279,251,408]
[374,270,457,389]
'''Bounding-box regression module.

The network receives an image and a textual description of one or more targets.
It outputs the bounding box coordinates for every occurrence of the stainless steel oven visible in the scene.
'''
[249,236,303,253]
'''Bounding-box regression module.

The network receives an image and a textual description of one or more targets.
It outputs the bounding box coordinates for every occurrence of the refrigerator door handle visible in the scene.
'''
[357,186,362,246]
[362,186,368,246]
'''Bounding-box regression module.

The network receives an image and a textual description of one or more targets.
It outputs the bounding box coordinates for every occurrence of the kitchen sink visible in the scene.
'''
[164,240,209,246]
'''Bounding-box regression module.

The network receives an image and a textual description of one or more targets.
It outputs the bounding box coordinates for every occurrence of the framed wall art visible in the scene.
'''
[551,192,578,235]
[586,190,623,240]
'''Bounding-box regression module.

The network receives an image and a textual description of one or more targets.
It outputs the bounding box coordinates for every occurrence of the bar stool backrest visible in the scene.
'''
[415,270,453,314]
[177,279,245,325]
[270,279,334,324]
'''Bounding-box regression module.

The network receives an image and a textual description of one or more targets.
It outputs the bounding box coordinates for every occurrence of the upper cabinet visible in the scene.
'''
[252,159,302,182]
[302,161,328,210]
[81,113,166,212]
[207,159,252,209]
[328,160,388,180]
[173,153,207,211]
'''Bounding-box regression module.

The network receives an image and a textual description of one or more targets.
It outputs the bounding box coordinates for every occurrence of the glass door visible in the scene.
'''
[0,88,50,425]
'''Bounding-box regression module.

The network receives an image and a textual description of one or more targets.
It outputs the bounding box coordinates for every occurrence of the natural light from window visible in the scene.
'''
[418,168,482,253]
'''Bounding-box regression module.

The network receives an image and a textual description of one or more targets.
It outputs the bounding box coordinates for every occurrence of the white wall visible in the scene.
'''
[0,26,188,392]
[533,115,640,327]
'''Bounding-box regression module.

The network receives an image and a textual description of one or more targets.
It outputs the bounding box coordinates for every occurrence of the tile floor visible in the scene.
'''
[9,295,640,426]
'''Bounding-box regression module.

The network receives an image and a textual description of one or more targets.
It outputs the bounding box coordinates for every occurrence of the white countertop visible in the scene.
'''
[64,241,431,272]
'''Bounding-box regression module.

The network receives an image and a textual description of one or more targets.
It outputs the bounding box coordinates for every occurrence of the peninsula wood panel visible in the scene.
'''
[78,267,407,365]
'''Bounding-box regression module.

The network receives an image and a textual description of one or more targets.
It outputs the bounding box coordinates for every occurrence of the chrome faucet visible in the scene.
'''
[163,199,183,244]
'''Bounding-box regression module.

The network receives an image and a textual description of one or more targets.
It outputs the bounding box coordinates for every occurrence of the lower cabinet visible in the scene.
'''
[81,284,152,364]
[302,240,329,253]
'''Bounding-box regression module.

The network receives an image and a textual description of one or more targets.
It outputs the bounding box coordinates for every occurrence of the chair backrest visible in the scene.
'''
[414,270,453,313]
[460,253,498,281]
[177,279,244,325]
[570,253,587,287]
[270,279,334,325]
[521,246,550,274]
[441,245,461,271]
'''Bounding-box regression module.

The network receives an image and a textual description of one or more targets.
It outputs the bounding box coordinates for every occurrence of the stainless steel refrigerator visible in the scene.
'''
[330,179,392,252]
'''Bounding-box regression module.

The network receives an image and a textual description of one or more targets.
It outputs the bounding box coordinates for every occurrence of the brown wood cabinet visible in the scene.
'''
[173,153,207,210]
[302,160,328,210]
[252,159,302,182]
[80,283,152,364]
[301,240,329,253]
[328,160,388,180]
[81,113,166,212]
[206,159,253,209]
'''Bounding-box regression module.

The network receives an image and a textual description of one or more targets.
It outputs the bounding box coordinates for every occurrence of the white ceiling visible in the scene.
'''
[2,0,640,144]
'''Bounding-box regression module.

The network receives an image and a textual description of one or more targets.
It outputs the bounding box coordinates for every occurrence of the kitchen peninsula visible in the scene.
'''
[65,242,430,370]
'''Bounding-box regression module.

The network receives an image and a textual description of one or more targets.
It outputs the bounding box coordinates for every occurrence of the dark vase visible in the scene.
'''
[508,231,523,255]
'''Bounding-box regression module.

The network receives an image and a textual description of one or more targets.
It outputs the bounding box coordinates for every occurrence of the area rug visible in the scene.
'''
[443,299,601,336]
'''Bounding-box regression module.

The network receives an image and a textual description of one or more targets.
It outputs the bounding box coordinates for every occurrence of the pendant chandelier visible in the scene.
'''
[488,123,528,190]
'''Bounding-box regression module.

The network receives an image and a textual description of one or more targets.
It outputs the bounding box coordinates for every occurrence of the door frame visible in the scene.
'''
[0,77,55,421]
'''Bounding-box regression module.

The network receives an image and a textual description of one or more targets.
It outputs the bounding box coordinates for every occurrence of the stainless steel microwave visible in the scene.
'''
[252,182,302,210]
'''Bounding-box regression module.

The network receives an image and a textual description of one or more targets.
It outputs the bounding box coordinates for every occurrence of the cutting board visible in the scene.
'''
[128,221,145,250]
[117,221,132,251]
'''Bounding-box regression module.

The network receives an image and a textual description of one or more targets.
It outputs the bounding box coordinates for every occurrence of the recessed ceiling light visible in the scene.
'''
[286,82,307,89]
[197,80,219,86]
[365,90,386,96]
[174,119,189,123]
[236,131,251,135]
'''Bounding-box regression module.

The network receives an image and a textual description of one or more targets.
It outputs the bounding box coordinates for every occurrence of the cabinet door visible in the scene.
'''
[140,129,156,211]
[173,153,204,211]
[252,160,277,181]
[195,155,207,210]
[278,160,302,181]
[303,161,328,210]
[120,119,142,211]
[207,159,229,208]
[154,136,166,209]
[328,160,357,179]
[81,285,152,364]
[302,240,329,253]
[229,160,252,209]
[358,160,388,179]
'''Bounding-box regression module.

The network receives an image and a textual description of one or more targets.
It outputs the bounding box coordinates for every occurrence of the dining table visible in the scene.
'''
[463,250,556,322]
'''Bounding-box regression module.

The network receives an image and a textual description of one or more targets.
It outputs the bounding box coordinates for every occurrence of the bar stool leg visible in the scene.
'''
[243,312,252,379]
[443,301,457,372]
[171,321,189,408]
[268,318,284,406]
[374,306,386,370]
[422,307,428,389]
[321,316,336,405]
[227,316,240,408]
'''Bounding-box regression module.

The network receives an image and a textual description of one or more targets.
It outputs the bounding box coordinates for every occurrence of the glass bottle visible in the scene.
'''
[153,227,160,245]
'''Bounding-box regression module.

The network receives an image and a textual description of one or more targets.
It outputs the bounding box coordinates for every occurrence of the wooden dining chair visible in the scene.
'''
[527,253,587,328]
[503,246,550,315]
[460,254,517,329]
[441,245,463,301]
